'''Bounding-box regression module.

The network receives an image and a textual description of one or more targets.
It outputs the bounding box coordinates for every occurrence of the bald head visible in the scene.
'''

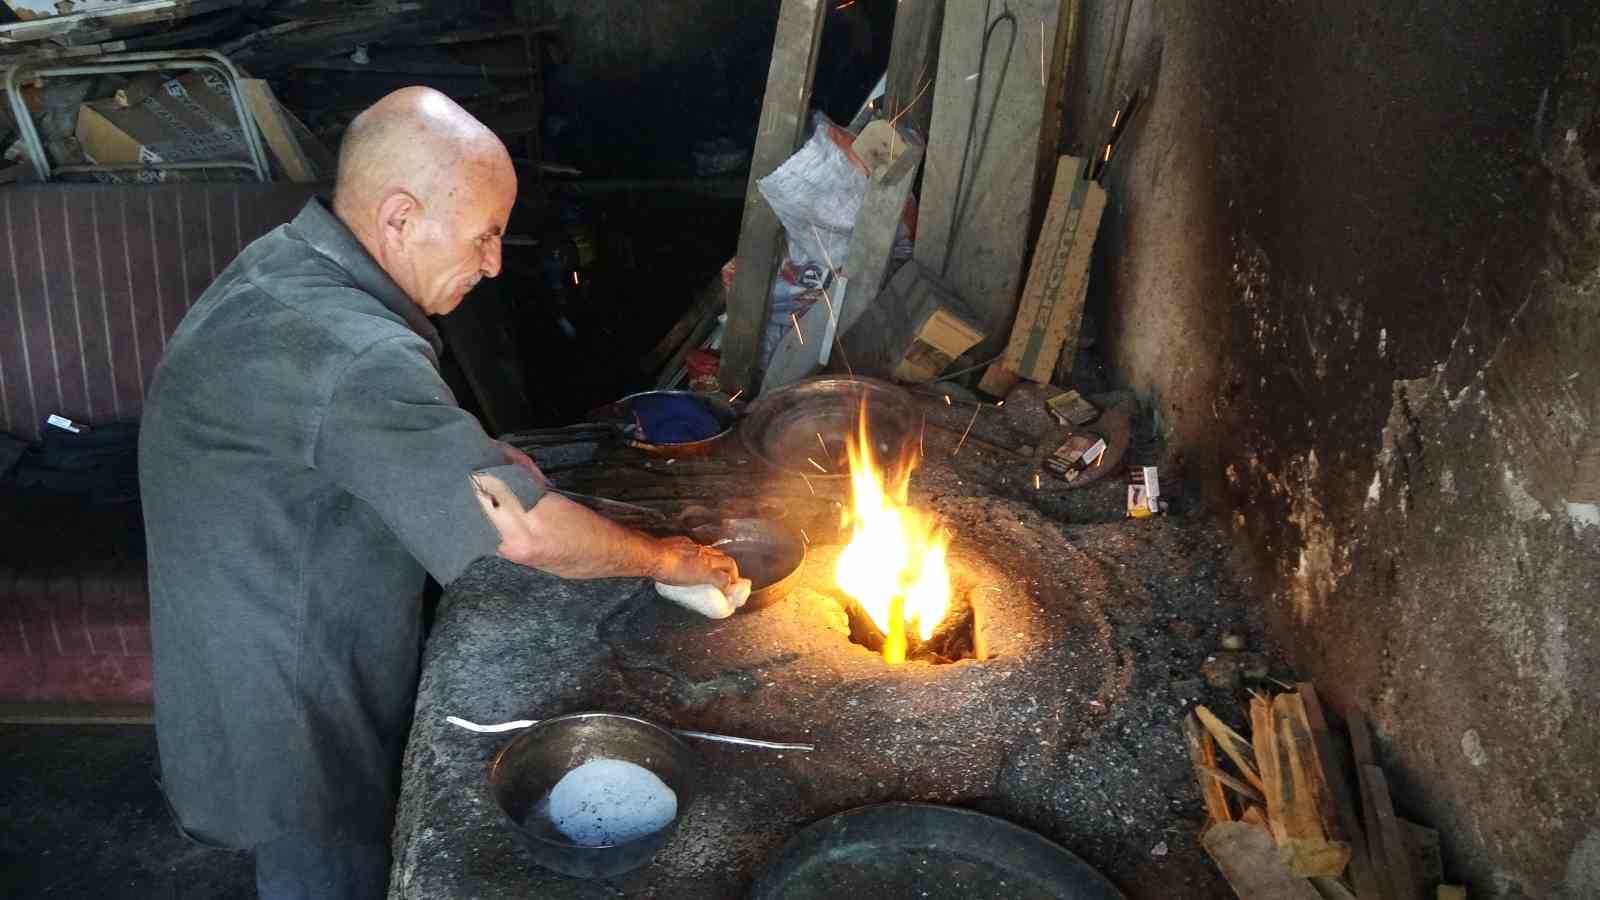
[333,87,516,315]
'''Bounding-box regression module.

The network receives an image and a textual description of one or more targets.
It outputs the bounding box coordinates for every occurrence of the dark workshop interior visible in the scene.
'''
[2,1,1598,898]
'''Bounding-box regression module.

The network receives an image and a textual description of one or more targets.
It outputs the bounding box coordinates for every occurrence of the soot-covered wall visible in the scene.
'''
[1066,1,1599,895]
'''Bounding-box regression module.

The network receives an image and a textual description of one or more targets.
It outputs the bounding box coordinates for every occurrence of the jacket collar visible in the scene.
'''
[288,198,442,355]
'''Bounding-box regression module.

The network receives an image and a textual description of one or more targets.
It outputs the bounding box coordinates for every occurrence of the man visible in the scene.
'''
[139,87,738,899]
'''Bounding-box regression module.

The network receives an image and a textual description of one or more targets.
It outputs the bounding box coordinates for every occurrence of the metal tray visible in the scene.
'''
[750,803,1126,900]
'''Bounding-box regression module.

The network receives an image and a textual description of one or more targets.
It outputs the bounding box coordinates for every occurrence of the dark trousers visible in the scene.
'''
[254,833,391,900]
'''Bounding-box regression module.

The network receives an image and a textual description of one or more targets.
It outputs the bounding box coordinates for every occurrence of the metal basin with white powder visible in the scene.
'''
[488,712,700,879]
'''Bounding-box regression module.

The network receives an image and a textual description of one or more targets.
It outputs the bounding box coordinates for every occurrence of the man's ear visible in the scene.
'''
[375,190,420,254]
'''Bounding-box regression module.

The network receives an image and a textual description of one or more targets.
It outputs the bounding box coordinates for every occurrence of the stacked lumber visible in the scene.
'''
[1185,684,1467,899]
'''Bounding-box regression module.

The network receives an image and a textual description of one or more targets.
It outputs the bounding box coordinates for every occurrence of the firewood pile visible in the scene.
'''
[1182,684,1468,900]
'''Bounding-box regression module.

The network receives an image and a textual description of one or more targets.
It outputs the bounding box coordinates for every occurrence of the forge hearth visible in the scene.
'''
[395,481,1252,899]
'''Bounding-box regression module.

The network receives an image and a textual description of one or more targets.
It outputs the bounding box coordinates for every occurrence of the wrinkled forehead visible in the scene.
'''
[434,151,516,225]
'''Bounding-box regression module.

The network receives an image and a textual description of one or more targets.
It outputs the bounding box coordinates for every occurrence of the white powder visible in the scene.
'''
[547,758,677,847]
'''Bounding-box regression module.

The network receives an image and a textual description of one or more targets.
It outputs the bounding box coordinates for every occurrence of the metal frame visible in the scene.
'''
[5,49,272,183]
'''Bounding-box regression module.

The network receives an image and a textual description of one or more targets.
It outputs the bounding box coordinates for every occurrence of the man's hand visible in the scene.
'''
[652,536,739,592]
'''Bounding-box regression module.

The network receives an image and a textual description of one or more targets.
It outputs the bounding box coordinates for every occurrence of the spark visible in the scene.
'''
[817,432,829,456]
[728,389,743,403]
[807,456,828,473]
[801,473,816,494]
[919,412,926,458]
[572,271,580,285]
[1112,108,1122,128]
[1034,473,1041,490]
[1104,143,1112,162]
[800,529,811,544]
[952,403,983,456]
[887,78,931,129]
[791,312,805,344]
[943,394,952,406]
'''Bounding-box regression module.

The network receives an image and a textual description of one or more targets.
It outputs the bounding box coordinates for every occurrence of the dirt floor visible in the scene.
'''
[0,724,253,898]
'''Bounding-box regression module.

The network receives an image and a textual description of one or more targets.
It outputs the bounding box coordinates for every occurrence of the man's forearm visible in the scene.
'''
[498,493,665,579]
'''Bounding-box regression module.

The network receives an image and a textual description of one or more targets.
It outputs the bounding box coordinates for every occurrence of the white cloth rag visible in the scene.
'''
[654,578,752,619]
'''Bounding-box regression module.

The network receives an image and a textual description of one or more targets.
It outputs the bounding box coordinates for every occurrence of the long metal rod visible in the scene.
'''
[445,716,814,752]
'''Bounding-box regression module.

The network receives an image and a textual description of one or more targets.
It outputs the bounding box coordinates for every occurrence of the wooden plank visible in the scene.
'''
[1183,711,1234,825]
[1196,704,1265,792]
[985,155,1105,387]
[1253,695,1286,841]
[1358,765,1416,900]
[914,0,1061,357]
[1029,0,1081,245]
[238,79,318,183]
[838,134,925,336]
[1399,818,1443,899]
[1274,693,1353,877]
[720,0,828,393]
[1299,684,1381,900]
[641,275,723,376]
[1199,763,1266,806]
[883,0,945,139]
[1202,821,1322,900]
[1348,711,1415,900]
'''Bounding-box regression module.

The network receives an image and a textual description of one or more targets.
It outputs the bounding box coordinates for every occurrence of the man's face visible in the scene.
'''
[393,163,516,316]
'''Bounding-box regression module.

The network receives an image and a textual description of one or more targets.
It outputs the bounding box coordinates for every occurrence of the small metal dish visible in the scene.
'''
[689,517,807,611]
[589,390,739,457]
[488,712,700,879]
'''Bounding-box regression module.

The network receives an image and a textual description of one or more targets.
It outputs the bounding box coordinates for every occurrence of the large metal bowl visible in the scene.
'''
[487,712,700,879]
[739,377,919,479]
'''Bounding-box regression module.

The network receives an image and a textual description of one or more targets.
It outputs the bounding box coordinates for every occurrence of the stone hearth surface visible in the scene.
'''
[390,444,1262,899]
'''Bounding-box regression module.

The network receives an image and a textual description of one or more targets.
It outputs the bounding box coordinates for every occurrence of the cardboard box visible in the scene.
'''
[894,305,984,383]
[75,71,250,173]
[844,260,985,383]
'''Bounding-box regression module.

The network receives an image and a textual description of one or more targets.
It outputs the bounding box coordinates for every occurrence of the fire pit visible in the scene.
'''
[830,401,961,665]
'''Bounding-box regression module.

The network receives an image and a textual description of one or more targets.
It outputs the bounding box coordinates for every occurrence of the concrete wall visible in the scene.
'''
[1067,1,1600,895]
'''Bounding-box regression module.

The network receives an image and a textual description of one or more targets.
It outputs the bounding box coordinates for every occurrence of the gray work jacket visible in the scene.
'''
[139,198,544,848]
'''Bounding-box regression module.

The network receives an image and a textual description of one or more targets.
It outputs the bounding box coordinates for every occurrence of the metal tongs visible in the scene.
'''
[446,715,814,752]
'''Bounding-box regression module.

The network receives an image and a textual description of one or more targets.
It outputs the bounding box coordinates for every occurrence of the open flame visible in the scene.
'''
[834,406,952,665]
